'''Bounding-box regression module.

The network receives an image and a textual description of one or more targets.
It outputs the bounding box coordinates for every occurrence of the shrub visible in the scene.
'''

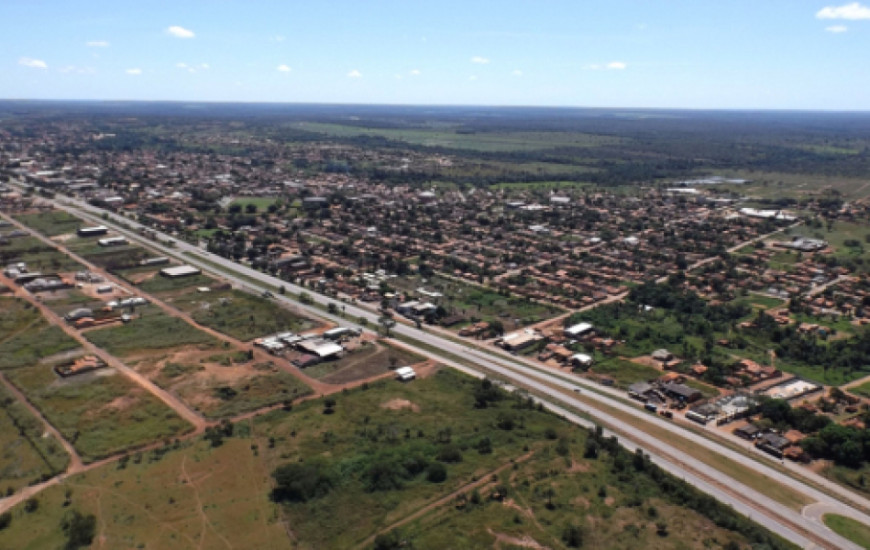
[271,461,335,502]
[436,445,463,463]
[427,462,447,483]
[62,510,96,550]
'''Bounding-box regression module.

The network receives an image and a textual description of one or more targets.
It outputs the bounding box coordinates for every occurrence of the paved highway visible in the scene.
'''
[41,192,866,548]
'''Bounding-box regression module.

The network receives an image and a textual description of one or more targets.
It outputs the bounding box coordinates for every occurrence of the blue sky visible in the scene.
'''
[2,0,870,109]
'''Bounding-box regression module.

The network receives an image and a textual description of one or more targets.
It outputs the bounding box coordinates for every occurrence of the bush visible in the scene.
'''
[0,512,11,530]
[271,461,335,502]
[24,498,39,513]
[62,510,96,550]
[427,462,447,483]
[436,445,463,463]
[562,524,584,548]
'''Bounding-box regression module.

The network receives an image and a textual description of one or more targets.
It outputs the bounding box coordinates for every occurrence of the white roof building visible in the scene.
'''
[395,366,416,381]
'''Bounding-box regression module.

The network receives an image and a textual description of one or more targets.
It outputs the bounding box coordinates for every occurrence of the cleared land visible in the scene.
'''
[168,287,317,341]
[12,210,83,237]
[4,364,191,462]
[84,311,218,356]
[302,341,424,383]
[0,384,69,492]
[0,298,80,370]
[0,369,792,549]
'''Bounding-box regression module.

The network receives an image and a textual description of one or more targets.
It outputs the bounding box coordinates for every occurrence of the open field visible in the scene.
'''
[823,514,870,549]
[168,287,318,341]
[590,357,662,389]
[0,297,81,370]
[0,363,797,549]
[850,381,870,399]
[12,210,83,237]
[137,271,217,293]
[130,347,313,419]
[4,364,192,462]
[303,341,424,383]
[84,311,218,356]
[0,384,69,493]
[295,121,622,152]
[0,236,84,272]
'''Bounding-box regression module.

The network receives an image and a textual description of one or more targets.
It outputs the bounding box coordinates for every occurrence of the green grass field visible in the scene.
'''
[0,298,81,370]
[169,288,317,342]
[294,122,622,152]
[4,364,192,462]
[590,357,661,389]
[823,514,870,549]
[0,236,84,273]
[136,271,216,293]
[0,384,70,493]
[0,368,796,549]
[84,312,218,356]
[12,210,84,236]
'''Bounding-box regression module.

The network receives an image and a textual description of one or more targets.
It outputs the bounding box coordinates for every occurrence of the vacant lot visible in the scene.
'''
[13,210,83,237]
[0,298,81,370]
[170,288,317,341]
[0,384,69,492]
[132,347,312,419]
[0,236,84,273]
[84,311,218,356]
[0,369,794,550]
[5,364,192,462]
[138,272,216,293]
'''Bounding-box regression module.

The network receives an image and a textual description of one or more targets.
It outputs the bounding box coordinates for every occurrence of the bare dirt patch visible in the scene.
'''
[380,398,421,413]
[568,459,590,473]
[487,528,548,549]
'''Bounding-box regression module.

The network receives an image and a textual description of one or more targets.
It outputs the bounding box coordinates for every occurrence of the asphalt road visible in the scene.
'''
[44,193,864,549]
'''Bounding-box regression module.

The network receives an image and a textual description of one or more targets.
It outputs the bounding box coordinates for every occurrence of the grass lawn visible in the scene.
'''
[84,312,218,356]
[136,272,216,293]
[590,357,662,389]
[850,380,870,399]
[13,210,84,237]
[0,298,81,370]
[170,288,317,342]
[0,384,70,492]
[4,365,192,462]
[823,514,870,549]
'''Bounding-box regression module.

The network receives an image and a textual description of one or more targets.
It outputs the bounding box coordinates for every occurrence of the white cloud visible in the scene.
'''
[395,74,403,80]
[176,62,188,68]
[277,64,292,72]
[817,2,870,19]
[409,69,421,76]
[607,61,627,70]
[347,69,362,78]
[86,40,109,47]
[468,75,478,81]
[126,68,142,75]
[585,64,601,70]
[270,35,286,43]
[470,56,490,64]
[826,24,849,32]
[19,57,47,69]
[166,25,195,38]
[511,69,523,76]
[200,63,209,70]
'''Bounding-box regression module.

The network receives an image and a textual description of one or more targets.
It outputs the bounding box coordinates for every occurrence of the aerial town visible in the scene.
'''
[1,104,870,549]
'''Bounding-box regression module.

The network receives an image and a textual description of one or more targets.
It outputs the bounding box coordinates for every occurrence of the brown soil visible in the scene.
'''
[488,529,549,549]
[380,398,421,412]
